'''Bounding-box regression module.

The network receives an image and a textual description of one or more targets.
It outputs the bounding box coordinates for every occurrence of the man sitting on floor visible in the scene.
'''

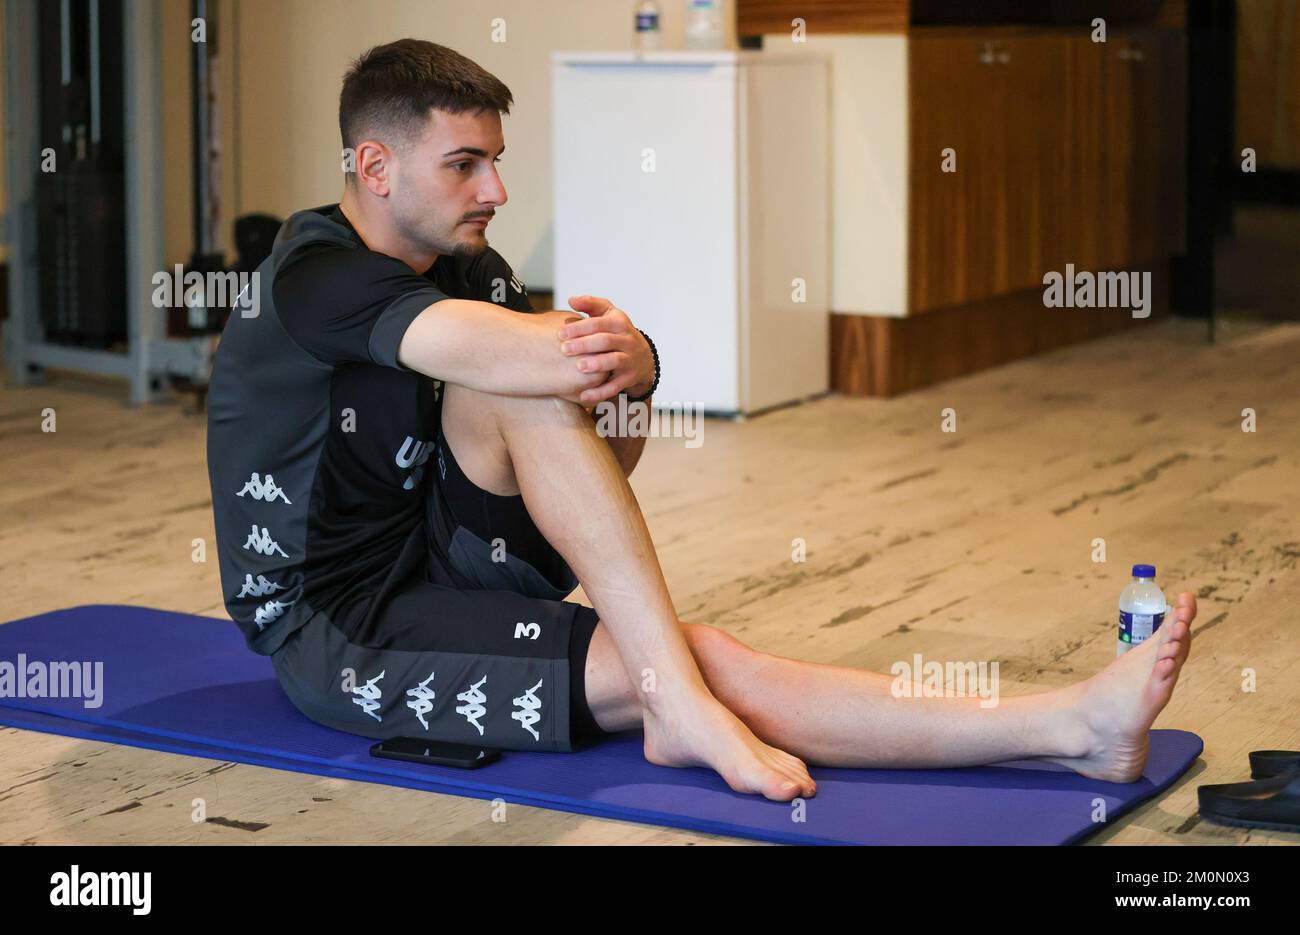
[206,39,1196,801]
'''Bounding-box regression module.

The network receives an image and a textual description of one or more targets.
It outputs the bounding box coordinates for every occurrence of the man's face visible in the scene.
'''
[388,107,507,259]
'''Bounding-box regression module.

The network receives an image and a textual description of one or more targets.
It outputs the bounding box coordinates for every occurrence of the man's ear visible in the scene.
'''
[354,140,391,196]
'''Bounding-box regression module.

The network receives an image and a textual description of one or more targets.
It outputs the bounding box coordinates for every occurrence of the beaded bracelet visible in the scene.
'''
[624,328,660,403]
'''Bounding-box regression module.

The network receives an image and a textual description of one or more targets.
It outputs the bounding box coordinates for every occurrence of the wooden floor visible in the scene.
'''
[1,314,1297,845]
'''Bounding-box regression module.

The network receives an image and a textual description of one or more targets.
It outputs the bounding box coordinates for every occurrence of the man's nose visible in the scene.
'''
[480,168,508,206]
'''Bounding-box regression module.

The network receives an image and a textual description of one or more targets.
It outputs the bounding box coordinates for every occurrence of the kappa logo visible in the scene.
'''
[236,472,291,503]
[242,523,289,557]
[405,670,437,730]
[512,678,544,741]
[395,435,437,491]
[237,572,285,598]
[456,675,488,735]
[253,598,294,631]
[351,670,386,722]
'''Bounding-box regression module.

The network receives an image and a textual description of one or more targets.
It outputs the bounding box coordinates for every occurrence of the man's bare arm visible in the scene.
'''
[397,299,605,400]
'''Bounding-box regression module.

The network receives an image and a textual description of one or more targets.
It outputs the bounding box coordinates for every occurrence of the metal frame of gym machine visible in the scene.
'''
[4,0,213,406]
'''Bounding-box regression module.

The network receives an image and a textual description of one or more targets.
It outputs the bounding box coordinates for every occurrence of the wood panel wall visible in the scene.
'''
[737,0,909,36]
[1236,0,1300,169]
[832,270,1170,397]
[908,28,1185,316]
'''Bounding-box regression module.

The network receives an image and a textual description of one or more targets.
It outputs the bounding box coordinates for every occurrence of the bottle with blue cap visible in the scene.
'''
[1117,564,1169,656]
[633,1,661,51]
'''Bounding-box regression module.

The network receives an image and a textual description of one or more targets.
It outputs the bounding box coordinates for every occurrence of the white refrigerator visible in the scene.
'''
[552,50,829,416]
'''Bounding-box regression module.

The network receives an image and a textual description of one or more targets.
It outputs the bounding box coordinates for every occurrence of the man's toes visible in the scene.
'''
[777,759,812,789]
[767,778,801,801]
[790,774,816,798]
[770,756,815,794]
[1158,623,1187,653]
[1164,644,1189,673]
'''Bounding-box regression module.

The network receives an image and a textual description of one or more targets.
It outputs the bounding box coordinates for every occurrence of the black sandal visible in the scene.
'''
[1249,750,1300,780]
[1198,773,1300,833]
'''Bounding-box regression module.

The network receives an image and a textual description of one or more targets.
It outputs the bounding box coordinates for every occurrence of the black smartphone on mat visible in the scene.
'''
[370,737,501,769]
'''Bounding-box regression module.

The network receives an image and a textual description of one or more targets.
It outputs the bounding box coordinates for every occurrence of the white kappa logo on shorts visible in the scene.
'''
[351,670,385,722]
[456,676,488,735]
[512,678,544,741]
[252,598,294,632]
[235,471,292,503]
[405,671,437,730]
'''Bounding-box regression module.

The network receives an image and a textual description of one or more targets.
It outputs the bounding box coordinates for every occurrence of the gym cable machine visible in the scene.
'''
[3,0,278,407]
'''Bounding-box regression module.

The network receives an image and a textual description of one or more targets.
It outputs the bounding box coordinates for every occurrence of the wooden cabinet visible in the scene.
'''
[1113,29,1187,263]
[738,0,909,35]
[909,33,1069,311]
[1060,33,1110,272]
[752,14,1190,395]
[907,28,1185,314]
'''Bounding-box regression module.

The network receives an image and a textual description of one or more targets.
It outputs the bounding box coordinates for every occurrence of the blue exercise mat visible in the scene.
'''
[0,605,1202,845]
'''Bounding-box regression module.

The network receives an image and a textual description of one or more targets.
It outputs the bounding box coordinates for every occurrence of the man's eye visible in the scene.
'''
[452,158,501,172]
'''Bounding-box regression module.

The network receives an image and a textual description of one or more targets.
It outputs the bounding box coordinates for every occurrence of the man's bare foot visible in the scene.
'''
[641,688,817,802]
[1050,591,1197,782]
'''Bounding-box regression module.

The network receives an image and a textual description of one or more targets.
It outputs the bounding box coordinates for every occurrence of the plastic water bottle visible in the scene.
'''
[634,0,661,51]
[684,0,724,50]
[1117,564,1168,656]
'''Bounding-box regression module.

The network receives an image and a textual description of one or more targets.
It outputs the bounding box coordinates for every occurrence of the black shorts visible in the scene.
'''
[271,426,611,753]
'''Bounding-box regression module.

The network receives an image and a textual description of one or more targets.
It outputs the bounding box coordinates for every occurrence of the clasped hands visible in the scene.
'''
[552,295,654,407]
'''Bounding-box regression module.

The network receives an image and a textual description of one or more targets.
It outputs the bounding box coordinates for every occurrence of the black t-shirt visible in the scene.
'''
[206,203,534,654]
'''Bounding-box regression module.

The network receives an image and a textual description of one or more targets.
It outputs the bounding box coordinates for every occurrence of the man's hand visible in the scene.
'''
[555,296,654,405]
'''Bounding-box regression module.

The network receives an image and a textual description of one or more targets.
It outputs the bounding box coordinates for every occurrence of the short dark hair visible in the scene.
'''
[339,39,513,156]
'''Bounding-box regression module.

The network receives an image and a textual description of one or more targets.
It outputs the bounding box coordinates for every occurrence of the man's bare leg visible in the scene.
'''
[585,593,1195,783]
[441,383,816,801]
[443,383,1195,790]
